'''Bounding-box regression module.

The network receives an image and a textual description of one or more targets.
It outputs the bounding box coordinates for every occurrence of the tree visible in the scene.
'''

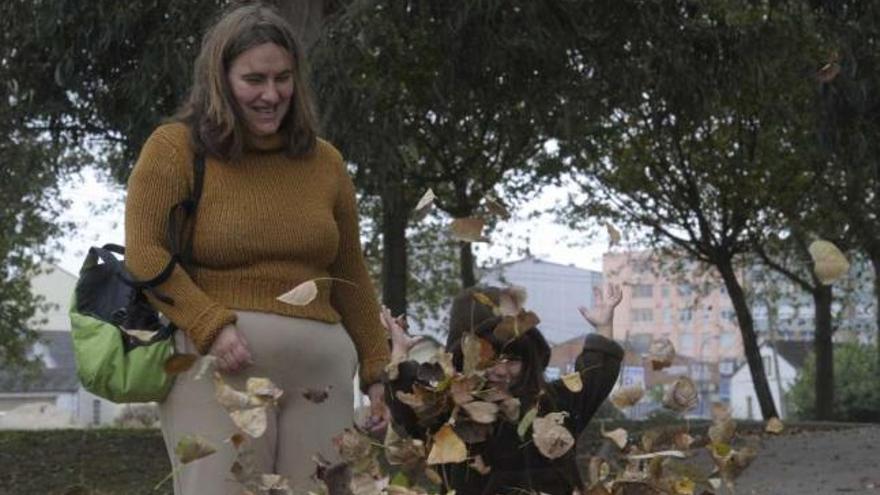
[312,0,575,312]
[560,1,820,419]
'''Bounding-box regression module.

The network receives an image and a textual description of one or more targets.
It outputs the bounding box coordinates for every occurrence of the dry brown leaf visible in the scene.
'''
[484,194,511,220]
[469,455,492,475]
[450,217,489,243]
[227,432,246,449]
[246,377,284,407]
[261,474,292,494]
[710,402,732,422]
[532,412,575,460]
[230,407,268,438]
[765,417,784,434]
[647,338,676,370]
[460,334,483,375]
[809,239,850,285]
[384,426,426,468]
[277,280,319,306]
[423,467,443,485]
[673,432,695,451]
[472,291,496,308]
[461,401,499,424]
[588,456,611,487]
[663,377,699,413]
[450,375,479,405]
[708,418,736,445]
[213,373,251,410]
[413,189,436,221]
[610,384,645,409]
[175,435,216,464]
[672,478,695,495]
[626,450,687,460]
[560,372,583,393]
[601,426,629,450]
[193,356,217,380]
[817,62,841,83]
[499,397,521,423]
[333,428,374,463]
[427,424,467,465]
[164,353,198,375]
[605,221,622,247]
[493,311,540,342]
[302,386,333,404]
[496,286,528,317]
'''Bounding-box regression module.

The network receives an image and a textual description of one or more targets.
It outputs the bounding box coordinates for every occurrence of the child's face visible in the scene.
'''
[486,357,523,391]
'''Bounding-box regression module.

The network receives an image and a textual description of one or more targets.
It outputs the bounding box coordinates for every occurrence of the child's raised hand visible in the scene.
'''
[577,284,623,332]
[380,305,415,359]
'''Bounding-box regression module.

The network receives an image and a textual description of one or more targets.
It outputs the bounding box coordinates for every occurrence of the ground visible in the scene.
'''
[0,423,877,494]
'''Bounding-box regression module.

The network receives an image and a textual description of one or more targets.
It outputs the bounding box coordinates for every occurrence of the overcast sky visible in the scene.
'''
[55,167,609,275]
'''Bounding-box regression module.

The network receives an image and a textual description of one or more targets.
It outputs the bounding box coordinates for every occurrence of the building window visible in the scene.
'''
[679,308,693,322]
[632,284,654,298]
[679,333,695,353]
[762,356,774,378]
[661,285,670,298]
[92,399,101,425]
[720,331,736,348]
[631,308,654,323]
[721,309,736,322]
[677,283,693,297]
[662,308,672,323]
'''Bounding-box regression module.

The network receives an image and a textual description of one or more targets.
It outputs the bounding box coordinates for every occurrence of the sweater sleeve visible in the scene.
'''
[327,152,391,392]
[124,126,237,353]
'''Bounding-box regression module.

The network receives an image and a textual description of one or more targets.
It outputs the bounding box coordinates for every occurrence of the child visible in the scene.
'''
[382,285,624,495]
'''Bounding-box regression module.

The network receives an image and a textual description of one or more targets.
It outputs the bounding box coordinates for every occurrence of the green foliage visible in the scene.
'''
[788,343,880,422]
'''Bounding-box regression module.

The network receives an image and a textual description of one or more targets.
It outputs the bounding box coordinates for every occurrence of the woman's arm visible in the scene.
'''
[125,126,237,354]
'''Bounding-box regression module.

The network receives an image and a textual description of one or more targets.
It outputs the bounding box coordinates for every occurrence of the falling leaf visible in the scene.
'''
[601,426,628,450]
[532,412,575,460]
[461,334,483,375]
[765,417,784,434]
[227,432,246,449]
[213,373,251,410]
[384,427,426,468]
[816,62,841,83]
[626,450,687,460]
[496,286,528,317]
[231,407,268,438]
[673,432,695,451]
[454,420,491,444]
[708,418,736,445]
[663,377,699,413]
[423,467,443,485]
[302,386,333,404]
[517,406,539,439]
[247,377,284,406]
[493,311,540,342]
[610,384,645,409]
[450,375,479,405]
[123,329,158,343]
[648,338,676,370]
[605,221,622,247]
[673,478,695,495]
[461,401,499,424]
[560,372,583,393]
[164,353,198,375]
[427,424,467,465]
[809,240,850,285]
[175,435,216,464]
[261,474,293,494]
[484,194,511,220]
[469,455,492,475]
[499,397,521,423]
[588,457,611,487]
[333,428,374,463]
[710,402,732,422]
[413,189,436,221]
[430,351,456,378]
[277,280,319,306]
[450,217,489,243]
[193,355,217,380]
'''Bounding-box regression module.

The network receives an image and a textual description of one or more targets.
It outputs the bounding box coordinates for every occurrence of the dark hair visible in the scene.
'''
[174,3,318,159]
[446,286,550,402]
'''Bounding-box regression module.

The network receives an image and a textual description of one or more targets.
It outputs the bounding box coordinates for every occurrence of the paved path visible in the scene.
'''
[736,426,880,495]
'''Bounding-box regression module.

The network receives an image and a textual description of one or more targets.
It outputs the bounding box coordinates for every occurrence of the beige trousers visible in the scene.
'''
[159,310,358,495]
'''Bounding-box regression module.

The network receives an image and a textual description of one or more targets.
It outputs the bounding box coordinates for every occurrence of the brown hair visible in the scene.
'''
[446,286,551,403]
[174,3,318,159]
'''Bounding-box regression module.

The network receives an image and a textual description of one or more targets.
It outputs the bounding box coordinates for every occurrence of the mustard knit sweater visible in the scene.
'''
[124,122,390,388]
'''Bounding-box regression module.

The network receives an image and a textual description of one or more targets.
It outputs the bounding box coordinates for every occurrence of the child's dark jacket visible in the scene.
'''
[385,332,624,495]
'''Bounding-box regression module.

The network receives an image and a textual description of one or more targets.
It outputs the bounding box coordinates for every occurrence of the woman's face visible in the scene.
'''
[486,357,523,392]
[227,42,294,137]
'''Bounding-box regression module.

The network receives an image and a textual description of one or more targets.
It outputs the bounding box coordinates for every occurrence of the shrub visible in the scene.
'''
[787,343,880,422]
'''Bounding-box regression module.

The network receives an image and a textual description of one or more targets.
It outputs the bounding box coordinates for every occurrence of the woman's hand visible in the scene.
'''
[208,324,253,374]
[578,284,623,338]
[365,382,390,432]
[380,306,415,361]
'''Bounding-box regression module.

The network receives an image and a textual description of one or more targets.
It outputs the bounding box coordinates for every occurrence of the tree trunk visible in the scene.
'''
[873,255,880,374]
[813,284,834,420]
[459,241,477,289]
[381,183,408,316]
[717,259,780,419]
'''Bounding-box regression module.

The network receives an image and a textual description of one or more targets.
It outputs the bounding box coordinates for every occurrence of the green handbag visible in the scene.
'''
[69,154,204,403]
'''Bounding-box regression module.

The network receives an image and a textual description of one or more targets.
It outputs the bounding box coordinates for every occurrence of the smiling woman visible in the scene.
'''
[122,4,390,495]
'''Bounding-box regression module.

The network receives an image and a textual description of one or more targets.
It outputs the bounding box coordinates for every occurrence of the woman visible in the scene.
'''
[383,285,624,495]
[124,4,389,493]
